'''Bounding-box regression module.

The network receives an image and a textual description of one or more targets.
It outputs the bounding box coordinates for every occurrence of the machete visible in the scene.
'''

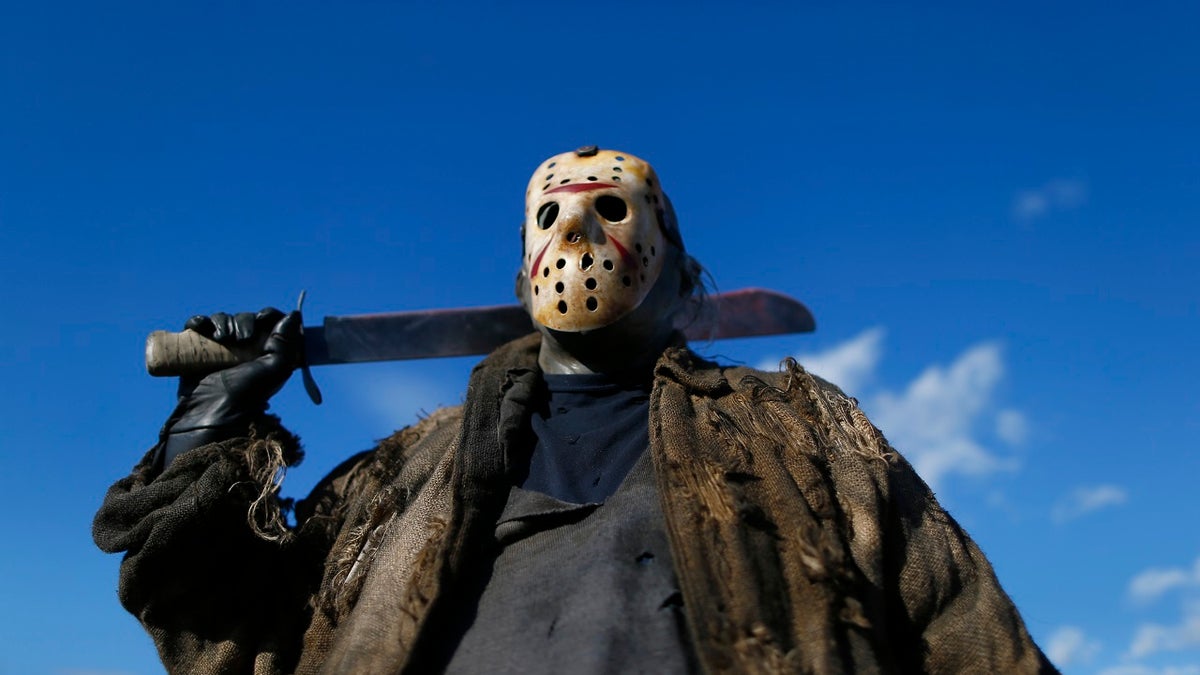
[145,287,815,379]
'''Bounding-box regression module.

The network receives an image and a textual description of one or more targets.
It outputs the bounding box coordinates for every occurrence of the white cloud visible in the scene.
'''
[1130,558,1200,604]
[1013,178,1088,221]
[995,408,1029,445]
[1131,570,1194,604]
[1097,666,1200,675]
[1046,625,1102,667]
[1129,602,1200,659]
[56,671,139,675]
[1013,191,1049,220]
[868,342,1018,489]
[1116,560,1200,669]
[1051,485,1129,523]
[762,327,884,397]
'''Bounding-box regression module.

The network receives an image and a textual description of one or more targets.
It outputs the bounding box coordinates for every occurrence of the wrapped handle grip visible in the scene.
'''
[145,329,267,377]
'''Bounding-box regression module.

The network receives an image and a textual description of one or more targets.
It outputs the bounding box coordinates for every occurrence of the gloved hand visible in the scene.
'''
[158,308,304,469]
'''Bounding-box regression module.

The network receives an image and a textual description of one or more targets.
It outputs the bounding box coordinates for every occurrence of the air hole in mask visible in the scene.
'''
[651,245,656,256]
[537,202,559,230]
[615,156,625,162]
[603,259,614,271]
[581,253,594,270]
[566,232,581,243]
[613,167,623,173]
[585,277,597,290]
[586,297,598,311]
[595,195,627,222]
[555,281,564,293]
[635,243,643,253]
[587,176,598,181]
[612,176,621,182]
[556,258,566,269]
[558,301,568,314]
[534,286,539,295]
[622,275,632,287]
[543,267,550,277]
[642,256,648,266]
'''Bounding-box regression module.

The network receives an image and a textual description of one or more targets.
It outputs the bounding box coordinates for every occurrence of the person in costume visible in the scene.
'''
[95,147,1056,674]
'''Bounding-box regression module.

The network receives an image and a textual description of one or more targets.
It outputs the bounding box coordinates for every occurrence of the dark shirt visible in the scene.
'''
[442,373,696,674]
[520,373,652,504]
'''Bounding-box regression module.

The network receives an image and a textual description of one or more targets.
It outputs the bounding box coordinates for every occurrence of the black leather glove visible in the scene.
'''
[158,308,303,469]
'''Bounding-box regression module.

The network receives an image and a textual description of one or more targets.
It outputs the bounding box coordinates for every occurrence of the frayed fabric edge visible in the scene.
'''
[237,431,298,542]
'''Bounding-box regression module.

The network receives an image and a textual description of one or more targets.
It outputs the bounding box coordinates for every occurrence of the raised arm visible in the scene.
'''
[93,308,320,673]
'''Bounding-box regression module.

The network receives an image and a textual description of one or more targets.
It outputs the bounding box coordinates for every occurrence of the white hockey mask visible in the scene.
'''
[523,147,676,332]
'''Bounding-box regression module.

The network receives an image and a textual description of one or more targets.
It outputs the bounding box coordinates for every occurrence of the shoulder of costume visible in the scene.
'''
[655,346,854,403]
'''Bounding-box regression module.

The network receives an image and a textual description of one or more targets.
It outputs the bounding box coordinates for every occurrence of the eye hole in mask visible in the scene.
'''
[594,195,628,222]
[537,202,559,230]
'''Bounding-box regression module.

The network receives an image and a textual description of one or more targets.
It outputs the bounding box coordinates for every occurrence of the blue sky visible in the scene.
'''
[1,2,1197,673]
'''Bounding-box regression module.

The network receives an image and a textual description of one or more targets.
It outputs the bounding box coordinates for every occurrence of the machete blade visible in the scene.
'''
[303,288,814,366]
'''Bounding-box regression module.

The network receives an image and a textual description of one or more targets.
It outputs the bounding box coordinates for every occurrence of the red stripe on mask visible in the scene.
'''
[545,183,618,194]
[609,236,638,270]
[529,238,552,285]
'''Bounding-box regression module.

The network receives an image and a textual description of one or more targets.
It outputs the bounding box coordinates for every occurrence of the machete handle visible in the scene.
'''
[145,329,267,377]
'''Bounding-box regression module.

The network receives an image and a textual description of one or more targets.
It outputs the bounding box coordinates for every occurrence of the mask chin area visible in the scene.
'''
[539,291,645,335]
[538,248,684,345]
